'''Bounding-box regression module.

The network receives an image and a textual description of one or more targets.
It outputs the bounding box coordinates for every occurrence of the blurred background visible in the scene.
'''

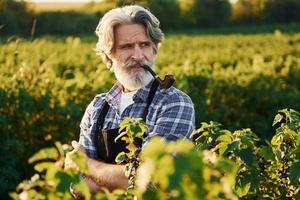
[1,0,300,36]
[1,0,300,198]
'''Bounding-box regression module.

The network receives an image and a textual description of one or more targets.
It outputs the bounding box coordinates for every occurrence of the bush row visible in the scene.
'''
[1,33,300,197]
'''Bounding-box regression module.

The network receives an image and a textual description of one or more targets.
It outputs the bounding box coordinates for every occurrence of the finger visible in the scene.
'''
[72,141,86,153]
[64,153,72,169]
[71,140,79,149]
[64,152,78,170]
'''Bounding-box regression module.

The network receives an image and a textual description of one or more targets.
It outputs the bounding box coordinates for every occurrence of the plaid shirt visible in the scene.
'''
[79,79,195,159]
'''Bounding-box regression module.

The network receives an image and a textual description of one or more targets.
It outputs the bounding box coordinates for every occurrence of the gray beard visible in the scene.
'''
[112,60,155,91]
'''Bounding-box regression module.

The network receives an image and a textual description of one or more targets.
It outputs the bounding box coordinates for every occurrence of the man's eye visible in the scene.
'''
[141,42,151,48]
[120,44,132,49]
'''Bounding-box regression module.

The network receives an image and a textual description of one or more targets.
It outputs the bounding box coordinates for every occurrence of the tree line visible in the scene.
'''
[1,0,300,36]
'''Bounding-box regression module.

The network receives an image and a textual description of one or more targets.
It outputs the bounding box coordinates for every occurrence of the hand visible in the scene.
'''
[64,141,86,170]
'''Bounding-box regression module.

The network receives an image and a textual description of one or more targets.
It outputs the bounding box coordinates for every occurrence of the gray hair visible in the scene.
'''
[95,5,164,69]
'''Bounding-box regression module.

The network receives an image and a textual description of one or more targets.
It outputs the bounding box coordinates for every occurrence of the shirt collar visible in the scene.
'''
[105,83,122,111]
[105,78,156,108]
[133,78,156,103]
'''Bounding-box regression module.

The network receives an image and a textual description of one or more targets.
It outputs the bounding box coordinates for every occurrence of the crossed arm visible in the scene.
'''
[64,141,129,193]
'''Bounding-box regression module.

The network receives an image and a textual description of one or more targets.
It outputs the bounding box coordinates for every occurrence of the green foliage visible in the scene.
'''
[0,0,34,35]
[115,118,148,193]
[0,36,113,198]
[12,108,299,199]
[35,11,102,36]
[192,108,300,199]
[1,32,300,197]
[148,0,183,30]
[232,0,300,24]
[193,0,232,27]
[232,0,268,24]
[0,139,24,198]
[157,32,300,140]
[10,142,91,200]
[264,0,300,23]
[136,138,238,199]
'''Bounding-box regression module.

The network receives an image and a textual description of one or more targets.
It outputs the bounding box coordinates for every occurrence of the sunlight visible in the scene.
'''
[23,0,102,3]
[229,0,238,4]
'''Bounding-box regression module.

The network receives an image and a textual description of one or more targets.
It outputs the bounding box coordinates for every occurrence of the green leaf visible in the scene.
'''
[119,118,131,132]
[126,143,138,156]
[28,147,58,163]
[235,148,254,166]
[115,152,126,164]
[289,162,300,185]
[130,124,141,134]
[114,130,128,143]
[139,123,148,134]
[55,171,75,193]
[9,192,19,200]
[34,162,54,172]
[271,134,283,146]
[152,154,174,189]
[236,182,251,197]
[217,133,232,144]
[213,142,228,155]
[141,137,166,160]
[135,126,147,138]
[216,159,236,173]
[46,164,60,184]
[259,146,275,161]
[54,141,64,157]
[72,178,91,200]
[272,113,283,127]
[194,131,209,141]
[70,151,88,174]
[166,139,194,154]
[223,141,240,155]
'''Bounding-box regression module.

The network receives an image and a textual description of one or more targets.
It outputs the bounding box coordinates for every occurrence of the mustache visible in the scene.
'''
[124,60,153,68]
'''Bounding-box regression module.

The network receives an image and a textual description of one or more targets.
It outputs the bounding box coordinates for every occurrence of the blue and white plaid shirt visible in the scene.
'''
[79,79,195,159]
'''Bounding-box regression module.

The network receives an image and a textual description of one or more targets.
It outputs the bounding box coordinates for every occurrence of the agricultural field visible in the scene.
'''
[1,31,300,198]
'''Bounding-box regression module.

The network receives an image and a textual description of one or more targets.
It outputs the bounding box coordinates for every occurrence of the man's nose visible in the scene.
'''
[131,46,144,61]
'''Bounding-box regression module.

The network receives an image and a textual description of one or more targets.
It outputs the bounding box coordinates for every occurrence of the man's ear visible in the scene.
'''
[102,51,113,70]
[152,43,158,55]
[109,57,116,72]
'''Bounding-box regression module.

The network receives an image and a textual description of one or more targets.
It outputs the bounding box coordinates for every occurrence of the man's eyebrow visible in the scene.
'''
[117,42,132,47]
[140,40,151,43]
[118,40,133,44]
[118,40,151,45]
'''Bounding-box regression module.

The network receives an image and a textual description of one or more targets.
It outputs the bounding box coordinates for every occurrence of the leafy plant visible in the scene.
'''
[11,109,299,199]
[135,138,238,200]
[115,117,148,197]
[10,142,91,200]
[192,108,300,199]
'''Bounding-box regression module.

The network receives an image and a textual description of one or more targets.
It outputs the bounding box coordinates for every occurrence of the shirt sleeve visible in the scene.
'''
[79,100,98,159]
[149,92,195,141]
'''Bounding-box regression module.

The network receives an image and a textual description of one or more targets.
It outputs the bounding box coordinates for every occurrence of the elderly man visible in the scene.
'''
[65,5,195,193]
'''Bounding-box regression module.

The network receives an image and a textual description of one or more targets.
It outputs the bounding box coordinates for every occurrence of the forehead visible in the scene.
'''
[114,23,150,44]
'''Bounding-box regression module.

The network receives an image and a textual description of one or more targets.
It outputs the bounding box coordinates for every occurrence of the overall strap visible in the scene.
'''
[94,101,109,159]
[142,79,159,122]
[95,101,109,136]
